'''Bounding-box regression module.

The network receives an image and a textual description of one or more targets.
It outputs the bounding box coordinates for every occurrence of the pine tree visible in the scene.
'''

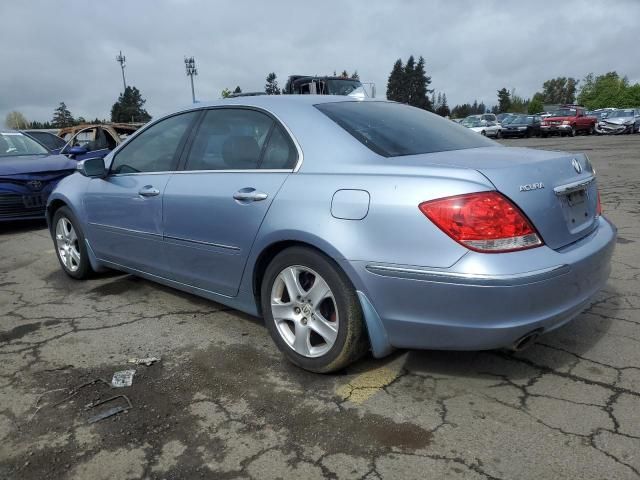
[497,88,511,113]
[51,102,75,128]
[386,59,404,102]
[233,86,242,94]
[265,73,280,95]
[436,93,450,117]
[340,70,349,78]
[110,86,151,123]
[351,70,359,80]
[471,100,479,114]
[408,56,432,110]
[402,56,416,105]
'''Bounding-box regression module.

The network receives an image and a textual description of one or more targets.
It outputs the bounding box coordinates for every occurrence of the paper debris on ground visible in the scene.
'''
[111,369,136,387]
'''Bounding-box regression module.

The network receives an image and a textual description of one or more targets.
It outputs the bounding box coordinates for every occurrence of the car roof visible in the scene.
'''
[192,94,377,109]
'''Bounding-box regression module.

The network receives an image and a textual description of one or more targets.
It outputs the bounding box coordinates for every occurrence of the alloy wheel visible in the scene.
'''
[55,217,81,272]
[270,265,338,358]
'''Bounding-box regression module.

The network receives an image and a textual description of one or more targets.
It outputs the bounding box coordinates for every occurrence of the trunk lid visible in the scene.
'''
[397,146,599,250]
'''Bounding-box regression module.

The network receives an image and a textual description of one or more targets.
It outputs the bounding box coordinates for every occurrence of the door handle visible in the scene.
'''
[138,185,160,197]
[233,188,268,202]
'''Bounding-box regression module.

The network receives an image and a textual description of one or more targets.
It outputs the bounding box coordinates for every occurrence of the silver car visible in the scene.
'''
[47,96,616,372]
[595,108,640,134]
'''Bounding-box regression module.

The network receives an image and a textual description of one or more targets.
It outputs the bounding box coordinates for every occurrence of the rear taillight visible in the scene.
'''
[419,192,543,253]
[596,190,602,215]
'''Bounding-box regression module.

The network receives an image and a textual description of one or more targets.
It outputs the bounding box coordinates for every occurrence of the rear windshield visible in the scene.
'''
[315,101,494,157]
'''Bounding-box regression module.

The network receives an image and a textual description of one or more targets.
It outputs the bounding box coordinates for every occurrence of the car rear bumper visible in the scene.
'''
[350,216,616,352]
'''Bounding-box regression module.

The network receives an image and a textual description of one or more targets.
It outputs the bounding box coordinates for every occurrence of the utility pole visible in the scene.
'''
[116,50,127,92]
[184,56,198,103]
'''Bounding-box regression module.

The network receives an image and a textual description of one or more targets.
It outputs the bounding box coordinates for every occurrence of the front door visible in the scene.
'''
[85,111,200,276]
[163,107,299,296]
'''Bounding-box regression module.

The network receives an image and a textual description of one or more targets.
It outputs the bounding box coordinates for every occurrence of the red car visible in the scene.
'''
[540,105,597,137]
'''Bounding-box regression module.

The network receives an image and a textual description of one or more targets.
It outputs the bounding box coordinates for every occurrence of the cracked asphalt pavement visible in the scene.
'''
[1,135,639,479]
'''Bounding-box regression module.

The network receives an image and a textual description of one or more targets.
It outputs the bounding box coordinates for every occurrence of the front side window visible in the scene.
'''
[111,112,197,174]
[184,109,275,170]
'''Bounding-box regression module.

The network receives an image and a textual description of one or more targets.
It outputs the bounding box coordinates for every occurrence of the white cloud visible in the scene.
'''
[1,0,638,123]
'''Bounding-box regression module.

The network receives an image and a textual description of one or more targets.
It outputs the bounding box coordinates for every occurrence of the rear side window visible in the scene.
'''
[315,101,494,157]
[185,109,273,170]
[260,126,297,169]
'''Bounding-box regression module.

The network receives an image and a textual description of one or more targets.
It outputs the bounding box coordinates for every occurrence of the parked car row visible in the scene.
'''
[460,104,639,139]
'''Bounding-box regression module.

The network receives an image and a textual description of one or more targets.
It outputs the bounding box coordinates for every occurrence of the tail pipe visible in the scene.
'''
[511,329,543,352]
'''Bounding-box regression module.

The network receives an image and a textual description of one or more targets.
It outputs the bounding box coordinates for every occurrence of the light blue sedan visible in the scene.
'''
[46,96,616,372]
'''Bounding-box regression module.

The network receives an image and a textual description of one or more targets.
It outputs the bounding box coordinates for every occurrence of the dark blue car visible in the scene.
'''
[0,130,76,221]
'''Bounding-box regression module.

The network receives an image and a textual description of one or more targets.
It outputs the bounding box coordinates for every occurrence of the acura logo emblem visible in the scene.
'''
[572,158,582,174]
[27,180,43,191]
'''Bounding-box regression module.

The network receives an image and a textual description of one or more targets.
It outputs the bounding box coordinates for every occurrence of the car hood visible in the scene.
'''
[601,117,633,125]
[0,154,77,175]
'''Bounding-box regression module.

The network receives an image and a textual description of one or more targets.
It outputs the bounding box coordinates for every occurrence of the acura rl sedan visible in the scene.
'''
[46,96,616,372]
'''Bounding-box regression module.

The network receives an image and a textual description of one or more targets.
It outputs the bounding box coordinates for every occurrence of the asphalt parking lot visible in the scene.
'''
[1,135,639,479]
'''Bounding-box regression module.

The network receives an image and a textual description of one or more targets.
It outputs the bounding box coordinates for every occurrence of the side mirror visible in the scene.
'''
[77,157,106,178]
[69,145,89,155]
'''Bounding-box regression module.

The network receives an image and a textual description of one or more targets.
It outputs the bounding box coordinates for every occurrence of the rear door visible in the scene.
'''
[163,107,298,296]
[85,111,200,276]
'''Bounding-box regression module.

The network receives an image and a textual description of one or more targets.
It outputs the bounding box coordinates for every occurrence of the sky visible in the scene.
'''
[1,0,639,124]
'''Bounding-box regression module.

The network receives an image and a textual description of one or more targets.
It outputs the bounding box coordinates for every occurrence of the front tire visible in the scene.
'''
[261,246,368,373]
[51,207,92,279]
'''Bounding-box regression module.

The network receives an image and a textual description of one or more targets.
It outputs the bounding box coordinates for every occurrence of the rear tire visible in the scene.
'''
[51,206,93,279]
[261,246,368,373]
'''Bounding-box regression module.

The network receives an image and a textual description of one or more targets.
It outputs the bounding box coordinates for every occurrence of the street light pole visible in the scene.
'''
[116,50,127,92]
[184,56,198,103]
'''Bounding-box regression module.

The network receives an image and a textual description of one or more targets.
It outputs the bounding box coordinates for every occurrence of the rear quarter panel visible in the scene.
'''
[244,164,495,296]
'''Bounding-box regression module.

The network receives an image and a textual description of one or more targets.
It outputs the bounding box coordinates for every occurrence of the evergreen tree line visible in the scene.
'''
[6,85,152,130]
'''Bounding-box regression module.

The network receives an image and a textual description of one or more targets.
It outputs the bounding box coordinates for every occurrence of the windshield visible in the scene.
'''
[608,110,634,118]
[501,116,515,124]
[0,132,49,157]
[512,115,534,124]
[461,116,482,127]
[325,79,362,96]
[316,101,494,157]
[551,108,577,117]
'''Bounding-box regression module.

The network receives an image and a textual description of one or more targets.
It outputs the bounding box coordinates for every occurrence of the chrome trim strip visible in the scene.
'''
[110,169,293,177]
[163,235,240,251]
[172,169,292,174]
[553,176,595,196]
[365,264,571,286]
[88,222,162,237]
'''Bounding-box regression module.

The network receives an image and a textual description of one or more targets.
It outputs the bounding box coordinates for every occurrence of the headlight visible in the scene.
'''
[624,120,633,125]
[562,120,570,125]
